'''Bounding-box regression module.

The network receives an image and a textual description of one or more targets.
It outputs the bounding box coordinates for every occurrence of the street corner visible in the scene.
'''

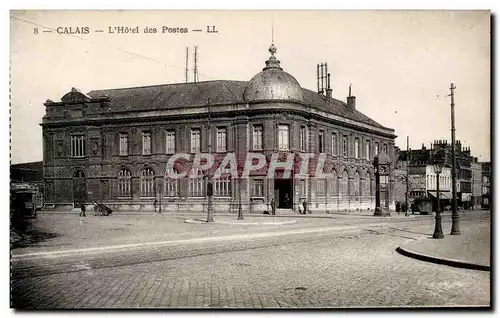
[184,217,297,225]
[396,235,490,272]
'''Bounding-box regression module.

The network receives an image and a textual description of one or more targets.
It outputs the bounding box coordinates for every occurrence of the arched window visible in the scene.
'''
[341,171,348,196]
[330,170,338,197]
[363,174,371,197]
[165,168,179,197]
[316,178,326,196]
[118,168,132,197]
[73,170,85,178]
[140,168,155,197]
[189,168,204,197]
[354,172,360,196]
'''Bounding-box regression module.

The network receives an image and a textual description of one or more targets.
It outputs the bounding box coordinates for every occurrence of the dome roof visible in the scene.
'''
[243,44,303,102]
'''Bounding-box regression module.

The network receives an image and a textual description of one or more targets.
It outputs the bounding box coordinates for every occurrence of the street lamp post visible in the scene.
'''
[432,152,444,239]
[373,153,391,217]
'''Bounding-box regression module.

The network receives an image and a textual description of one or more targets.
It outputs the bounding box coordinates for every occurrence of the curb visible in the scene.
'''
[396,246,490,272]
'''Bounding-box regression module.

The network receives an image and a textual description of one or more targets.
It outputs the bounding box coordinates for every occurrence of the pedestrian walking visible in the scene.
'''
[302,200,307,215]
[283,193,290,209]
[79,201,86,217]
[270,198,276,215]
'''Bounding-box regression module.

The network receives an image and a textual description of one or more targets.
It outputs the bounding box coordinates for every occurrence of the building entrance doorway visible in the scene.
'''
[274,179,293,209]
[72,170,87,205]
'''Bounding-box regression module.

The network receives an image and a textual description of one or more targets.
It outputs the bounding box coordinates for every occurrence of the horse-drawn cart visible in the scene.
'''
[93,202,113,216]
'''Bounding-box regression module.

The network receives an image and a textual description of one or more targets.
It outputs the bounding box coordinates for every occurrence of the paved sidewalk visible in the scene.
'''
[397,219,490,271]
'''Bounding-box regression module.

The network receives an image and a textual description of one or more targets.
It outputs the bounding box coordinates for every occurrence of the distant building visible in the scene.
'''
[471,159,482,210]
[10,161,44,210]
[398,139,480,211]
[481,162,491,209]
[10,161,43,184]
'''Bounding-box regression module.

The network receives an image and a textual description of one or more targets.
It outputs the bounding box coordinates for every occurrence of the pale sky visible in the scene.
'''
[10,10,491,164]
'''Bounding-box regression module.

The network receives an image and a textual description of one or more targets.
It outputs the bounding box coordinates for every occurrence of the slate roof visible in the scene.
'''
[88,80,388,130]
[10,161,44,182]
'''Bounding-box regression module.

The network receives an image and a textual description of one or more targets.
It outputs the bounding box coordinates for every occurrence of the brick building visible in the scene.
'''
[399,140,481,211]
[41,45,396,213]
[471,159,482,210]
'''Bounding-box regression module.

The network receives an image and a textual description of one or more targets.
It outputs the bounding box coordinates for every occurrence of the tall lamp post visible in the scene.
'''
[432,150,445,239]
[449,83,460,235]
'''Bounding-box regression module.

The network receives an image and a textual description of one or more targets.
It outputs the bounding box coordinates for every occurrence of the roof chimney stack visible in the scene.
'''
[346,84,356,110]
[325,73,332,99]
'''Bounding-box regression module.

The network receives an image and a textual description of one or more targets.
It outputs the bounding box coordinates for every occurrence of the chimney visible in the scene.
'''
[325,73,332,99]
[346,84,356,110]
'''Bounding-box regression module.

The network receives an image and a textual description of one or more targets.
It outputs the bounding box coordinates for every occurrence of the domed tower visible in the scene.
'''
[243,44,304,102]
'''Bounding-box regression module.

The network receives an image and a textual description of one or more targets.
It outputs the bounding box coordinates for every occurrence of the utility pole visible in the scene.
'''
[449,83,460,235]
[206,98,214,222]
[405,136,409,216]
[185,47,189,83]
[236,113,244,220]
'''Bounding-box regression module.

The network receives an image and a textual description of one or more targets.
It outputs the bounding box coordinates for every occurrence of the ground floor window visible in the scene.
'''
[140,168,155,197]
[363,177,370,196]
[316,178,326,196]
[340,171,348,196]
[189,168,204,197]
[252,179,264,197]
[300,179,307,197]
[214,177,232,197]
[330,177,337,197]
[118,168,132,197]
[165,178,179,197]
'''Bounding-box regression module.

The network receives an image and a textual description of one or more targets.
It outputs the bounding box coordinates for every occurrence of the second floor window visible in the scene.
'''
[366,141,371,160]
[300,126,307,151]
[318,131,325,153]
[342,136,348,157]
[71,135,86,158]
[166,130,175,154]
[119,133,128,156]
[383,143,388,154]
[191,129,201,153]
[253,125,263,150]
[375,142,380,156]
[142,132,151,155]
[331,133,337,155]
[216,128,227,152]
[354,138,360,159]
[278,124,289,150]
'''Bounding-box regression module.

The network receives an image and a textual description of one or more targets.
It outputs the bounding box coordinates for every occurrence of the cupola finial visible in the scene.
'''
[263,44,282,71]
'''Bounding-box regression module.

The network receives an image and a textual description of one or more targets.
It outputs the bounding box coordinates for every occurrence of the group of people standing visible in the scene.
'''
[269,197,308,215]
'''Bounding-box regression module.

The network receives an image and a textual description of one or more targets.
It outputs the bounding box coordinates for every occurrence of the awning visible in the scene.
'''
[428,191,452,200]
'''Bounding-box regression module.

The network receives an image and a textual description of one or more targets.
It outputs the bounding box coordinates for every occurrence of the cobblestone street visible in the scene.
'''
[10,211,491,308]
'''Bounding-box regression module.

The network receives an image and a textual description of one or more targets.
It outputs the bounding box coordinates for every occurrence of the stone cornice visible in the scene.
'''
[41,100,395,138]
